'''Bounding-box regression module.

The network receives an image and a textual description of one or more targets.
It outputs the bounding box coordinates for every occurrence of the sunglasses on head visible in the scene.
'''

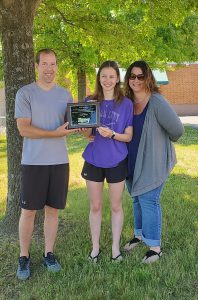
[129,73,145,81]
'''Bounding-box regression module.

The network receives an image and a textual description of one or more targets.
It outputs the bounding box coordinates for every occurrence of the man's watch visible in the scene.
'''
[111,131,116,139]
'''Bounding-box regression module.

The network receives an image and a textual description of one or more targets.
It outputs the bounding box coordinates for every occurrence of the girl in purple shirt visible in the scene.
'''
[81,61,133,262]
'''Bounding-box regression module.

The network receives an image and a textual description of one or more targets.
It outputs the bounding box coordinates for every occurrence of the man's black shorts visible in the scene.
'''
[81,158,128,183]
[21,164,69,210]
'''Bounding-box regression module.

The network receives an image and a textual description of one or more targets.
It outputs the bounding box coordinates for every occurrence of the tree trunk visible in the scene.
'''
[77,70,86,102]
[0,0,41,232]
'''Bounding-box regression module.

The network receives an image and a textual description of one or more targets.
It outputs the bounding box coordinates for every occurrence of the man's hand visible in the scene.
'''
[56,122,79,136]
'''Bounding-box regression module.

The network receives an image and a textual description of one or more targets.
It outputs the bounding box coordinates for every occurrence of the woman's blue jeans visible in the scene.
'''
[126,181,164,247]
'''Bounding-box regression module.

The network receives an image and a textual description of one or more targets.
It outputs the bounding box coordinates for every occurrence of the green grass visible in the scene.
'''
[0,127,198,300]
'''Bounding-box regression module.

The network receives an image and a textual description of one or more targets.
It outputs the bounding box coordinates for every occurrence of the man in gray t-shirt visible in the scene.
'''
[15,48,76,280]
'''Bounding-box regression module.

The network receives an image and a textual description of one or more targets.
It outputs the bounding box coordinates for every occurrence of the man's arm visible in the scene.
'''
[17,118,77,138]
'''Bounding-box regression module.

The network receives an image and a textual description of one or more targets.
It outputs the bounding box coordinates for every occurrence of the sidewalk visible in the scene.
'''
[0,126,6,134]
[1,116,198,134]
[179,116,198,129]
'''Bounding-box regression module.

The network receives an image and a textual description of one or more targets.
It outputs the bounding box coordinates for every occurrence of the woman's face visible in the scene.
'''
[129,67,146,93]
[99,67,119,94]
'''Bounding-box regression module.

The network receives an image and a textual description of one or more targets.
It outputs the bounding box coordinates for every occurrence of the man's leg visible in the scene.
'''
[44,205,59,255]
[42,164,69,272]
[19,208,36,257]
[17,208,36,280]
[44,163,69,254]
[42,205,61,272]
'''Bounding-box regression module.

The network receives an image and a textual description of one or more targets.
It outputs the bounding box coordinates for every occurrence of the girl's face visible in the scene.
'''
[99,67,119,94]
[129,67,146,93]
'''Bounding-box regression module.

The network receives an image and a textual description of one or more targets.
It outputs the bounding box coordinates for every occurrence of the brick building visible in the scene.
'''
[160,63,198,115]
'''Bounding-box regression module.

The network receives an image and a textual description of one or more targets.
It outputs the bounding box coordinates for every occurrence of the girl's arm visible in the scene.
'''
[97,126,133,142]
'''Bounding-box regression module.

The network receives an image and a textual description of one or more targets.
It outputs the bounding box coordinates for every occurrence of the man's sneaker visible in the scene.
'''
[16,256,31,280]
[42,252,61,272]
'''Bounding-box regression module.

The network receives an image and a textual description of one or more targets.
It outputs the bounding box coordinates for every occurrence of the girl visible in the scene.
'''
[81,61,133,262]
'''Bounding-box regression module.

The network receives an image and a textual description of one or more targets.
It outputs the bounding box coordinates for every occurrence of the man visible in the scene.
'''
[15,48,75,280]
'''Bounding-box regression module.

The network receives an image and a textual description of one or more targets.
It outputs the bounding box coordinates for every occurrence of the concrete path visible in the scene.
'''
[179,116,198,130]
[1,116,198,134]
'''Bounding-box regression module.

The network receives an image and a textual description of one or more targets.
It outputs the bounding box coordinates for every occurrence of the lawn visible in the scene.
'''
[0,127,198,300]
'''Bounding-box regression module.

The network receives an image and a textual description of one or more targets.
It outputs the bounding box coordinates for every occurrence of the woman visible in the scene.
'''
[81,61,133,262]
[124,60,184,263]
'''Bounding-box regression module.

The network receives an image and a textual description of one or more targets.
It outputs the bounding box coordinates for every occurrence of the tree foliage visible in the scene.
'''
[34,0,198,98]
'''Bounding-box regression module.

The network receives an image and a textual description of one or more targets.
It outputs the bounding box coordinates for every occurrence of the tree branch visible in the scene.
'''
[47,5,88,32]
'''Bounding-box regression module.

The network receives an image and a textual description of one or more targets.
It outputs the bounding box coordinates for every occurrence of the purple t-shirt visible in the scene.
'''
[82,97,133,168]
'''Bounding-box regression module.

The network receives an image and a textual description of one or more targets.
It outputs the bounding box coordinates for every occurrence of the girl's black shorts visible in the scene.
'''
[81,158,128,183]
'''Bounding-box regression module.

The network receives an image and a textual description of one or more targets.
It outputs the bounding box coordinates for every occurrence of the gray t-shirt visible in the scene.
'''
[15,82,72,165]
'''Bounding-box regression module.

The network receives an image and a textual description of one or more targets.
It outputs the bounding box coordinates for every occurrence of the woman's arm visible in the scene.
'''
[154,95,184,141]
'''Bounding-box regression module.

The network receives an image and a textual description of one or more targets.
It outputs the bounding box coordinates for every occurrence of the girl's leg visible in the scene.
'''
[108,180,125,258]
[86,180,104,257]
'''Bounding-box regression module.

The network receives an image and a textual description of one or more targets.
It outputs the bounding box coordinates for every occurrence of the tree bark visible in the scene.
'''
[77,70,86,102]
[0,0,41,232]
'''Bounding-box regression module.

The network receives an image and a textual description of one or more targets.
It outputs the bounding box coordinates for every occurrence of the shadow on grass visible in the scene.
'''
[0,140,7,154]
[177,126,198,146]
[67,133,88,154]
[0,173,198,300]
[161,173,198,248]
[57,172,198,257]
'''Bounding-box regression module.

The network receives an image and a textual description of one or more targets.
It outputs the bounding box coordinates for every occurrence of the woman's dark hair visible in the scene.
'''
[35,48,57,64]
[89,60,124,104]
[124,60,160,100]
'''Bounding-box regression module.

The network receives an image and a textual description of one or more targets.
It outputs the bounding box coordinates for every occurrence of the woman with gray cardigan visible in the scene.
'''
[124,60,184,263]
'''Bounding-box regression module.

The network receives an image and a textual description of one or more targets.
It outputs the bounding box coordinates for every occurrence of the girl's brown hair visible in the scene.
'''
[89,60,124,104]
[124,60,160,100]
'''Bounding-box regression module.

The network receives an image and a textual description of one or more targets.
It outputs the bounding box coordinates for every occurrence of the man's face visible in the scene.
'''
[36,52,57,84]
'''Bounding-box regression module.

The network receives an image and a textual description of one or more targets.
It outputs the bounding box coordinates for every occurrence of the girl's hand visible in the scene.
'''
[74,127,89,133]
[97,126,113,138]
[88,135,95,142]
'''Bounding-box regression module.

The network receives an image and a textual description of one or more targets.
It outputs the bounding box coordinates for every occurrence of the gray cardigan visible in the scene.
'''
[127,93,184,197]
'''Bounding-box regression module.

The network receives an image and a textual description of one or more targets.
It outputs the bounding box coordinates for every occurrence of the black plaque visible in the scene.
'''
[66,102,100,129]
